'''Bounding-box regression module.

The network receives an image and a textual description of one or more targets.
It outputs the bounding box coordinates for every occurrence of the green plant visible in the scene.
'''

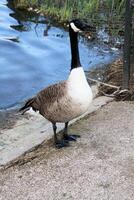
[13,0,126,35]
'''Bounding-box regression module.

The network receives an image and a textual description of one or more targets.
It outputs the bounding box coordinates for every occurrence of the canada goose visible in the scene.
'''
[20,19,93,148]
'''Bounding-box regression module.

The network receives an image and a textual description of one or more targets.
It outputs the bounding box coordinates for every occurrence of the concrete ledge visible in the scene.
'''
[0,86,113,166]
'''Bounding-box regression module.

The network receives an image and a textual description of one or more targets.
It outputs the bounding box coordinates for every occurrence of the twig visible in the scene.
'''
[87,77,131,100]
[100,87,121,97]
[87,77,120,89]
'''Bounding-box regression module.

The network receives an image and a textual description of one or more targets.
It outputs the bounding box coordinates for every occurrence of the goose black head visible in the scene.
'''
[69,19,95,33]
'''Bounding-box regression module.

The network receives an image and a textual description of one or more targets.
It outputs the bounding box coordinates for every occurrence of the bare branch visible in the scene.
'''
[87,77,120,89]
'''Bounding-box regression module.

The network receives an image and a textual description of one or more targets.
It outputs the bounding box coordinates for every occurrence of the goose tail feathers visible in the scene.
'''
[19,97,37,114]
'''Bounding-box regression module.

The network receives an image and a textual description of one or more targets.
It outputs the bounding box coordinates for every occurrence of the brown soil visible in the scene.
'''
[99,58,123,94]
[98,59,134,100]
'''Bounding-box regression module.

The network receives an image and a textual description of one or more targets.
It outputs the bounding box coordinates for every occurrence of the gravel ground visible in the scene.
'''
[0,101,134,200]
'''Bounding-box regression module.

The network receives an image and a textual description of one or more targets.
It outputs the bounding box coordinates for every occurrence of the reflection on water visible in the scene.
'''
[0,0,119,110]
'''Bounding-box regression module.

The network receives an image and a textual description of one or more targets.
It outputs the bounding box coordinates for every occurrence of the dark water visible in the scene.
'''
[0,0,119,110]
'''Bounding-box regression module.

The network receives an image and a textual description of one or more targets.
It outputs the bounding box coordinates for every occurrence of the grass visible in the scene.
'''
[13,0,126,34]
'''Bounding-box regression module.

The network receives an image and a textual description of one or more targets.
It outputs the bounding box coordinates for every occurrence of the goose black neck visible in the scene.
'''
[69,26,81,70]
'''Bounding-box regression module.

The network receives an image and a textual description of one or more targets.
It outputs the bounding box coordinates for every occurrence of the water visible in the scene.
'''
[0,0,119,110]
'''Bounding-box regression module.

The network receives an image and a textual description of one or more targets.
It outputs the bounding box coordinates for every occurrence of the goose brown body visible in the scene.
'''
[21,67,92,123]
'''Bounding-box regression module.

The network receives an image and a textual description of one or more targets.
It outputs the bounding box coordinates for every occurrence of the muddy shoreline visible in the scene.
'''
[0,109,18,131]
[0,109,29,133]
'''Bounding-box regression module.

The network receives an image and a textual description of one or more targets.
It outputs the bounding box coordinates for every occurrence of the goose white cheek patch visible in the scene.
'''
[70,22,81,32]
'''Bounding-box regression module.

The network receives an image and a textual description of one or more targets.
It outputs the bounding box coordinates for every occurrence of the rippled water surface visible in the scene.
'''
[0,0,119,110]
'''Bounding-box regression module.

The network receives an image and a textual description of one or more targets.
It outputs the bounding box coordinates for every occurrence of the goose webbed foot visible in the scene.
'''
[64,134,81,142]
[64,122,80,142]
[55,140,69,149]
[52,123,70,149]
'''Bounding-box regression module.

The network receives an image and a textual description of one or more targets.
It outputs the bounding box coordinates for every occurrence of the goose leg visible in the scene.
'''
[53,123,58,144]
[52,123,69,149]
[63,122,80,142]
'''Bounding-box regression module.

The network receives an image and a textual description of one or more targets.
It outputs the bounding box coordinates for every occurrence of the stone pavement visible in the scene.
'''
[0,101,134,200]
